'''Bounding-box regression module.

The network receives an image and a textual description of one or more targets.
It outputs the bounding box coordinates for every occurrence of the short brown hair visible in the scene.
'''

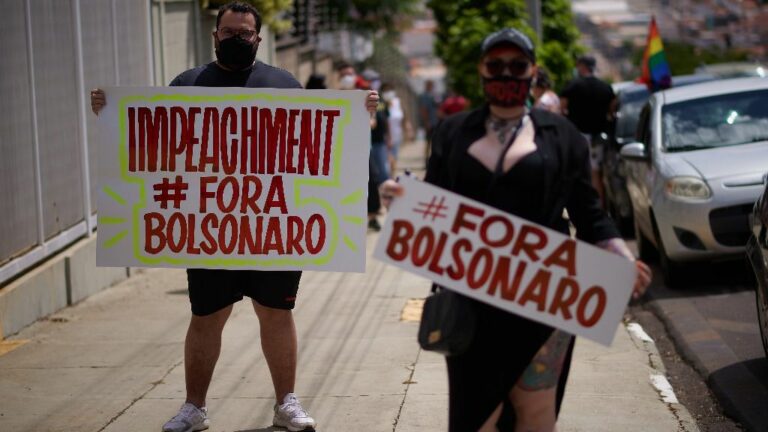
[216,1,262,32]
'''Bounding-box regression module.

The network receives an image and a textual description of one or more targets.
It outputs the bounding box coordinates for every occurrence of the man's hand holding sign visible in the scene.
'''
[376,177,651,346]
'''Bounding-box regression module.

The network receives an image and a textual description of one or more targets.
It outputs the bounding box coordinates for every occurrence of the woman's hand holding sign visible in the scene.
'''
[379,178,404,210]
[596,238,652,300]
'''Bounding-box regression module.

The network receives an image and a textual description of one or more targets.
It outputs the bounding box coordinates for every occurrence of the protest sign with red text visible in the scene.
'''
[97,87,369,272]
[373,176,636,346]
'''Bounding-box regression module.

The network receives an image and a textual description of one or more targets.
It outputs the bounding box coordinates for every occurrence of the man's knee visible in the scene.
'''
[252,301,293,324]
[190,305,232,333]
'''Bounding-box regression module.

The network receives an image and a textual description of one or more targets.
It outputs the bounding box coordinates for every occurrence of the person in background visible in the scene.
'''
[379,28,651,432]
[335,62,388,231]
[305,73,326,89]
[418,79,440,165]
[532,68,561,114]
[381,83,406,175]
[439,89,468,118]
[560,55,615,207]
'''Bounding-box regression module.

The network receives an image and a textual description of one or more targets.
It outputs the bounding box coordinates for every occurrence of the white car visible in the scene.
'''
[621,77,768,286]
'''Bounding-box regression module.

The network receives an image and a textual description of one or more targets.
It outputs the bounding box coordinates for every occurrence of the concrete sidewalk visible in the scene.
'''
[0,141,699,432]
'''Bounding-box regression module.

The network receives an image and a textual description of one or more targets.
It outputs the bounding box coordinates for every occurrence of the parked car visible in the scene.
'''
[600,75,716,235]
[695,62,767,79]
[746,177,768,358]
[621,77,768,286]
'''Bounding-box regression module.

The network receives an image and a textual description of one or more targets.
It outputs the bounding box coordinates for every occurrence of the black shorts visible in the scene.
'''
[186,269,302,316]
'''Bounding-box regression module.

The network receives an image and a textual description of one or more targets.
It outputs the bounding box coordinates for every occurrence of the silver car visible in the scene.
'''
[621,77,768,286]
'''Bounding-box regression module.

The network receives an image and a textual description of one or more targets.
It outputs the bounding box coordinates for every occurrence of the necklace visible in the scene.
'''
[488,109,528,146]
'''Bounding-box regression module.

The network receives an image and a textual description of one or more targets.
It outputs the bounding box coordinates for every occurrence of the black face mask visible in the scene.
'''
[482,76,532,107]
[215,36,258,71]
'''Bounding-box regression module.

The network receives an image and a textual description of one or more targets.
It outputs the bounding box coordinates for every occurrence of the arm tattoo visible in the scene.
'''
[517,331,572,391]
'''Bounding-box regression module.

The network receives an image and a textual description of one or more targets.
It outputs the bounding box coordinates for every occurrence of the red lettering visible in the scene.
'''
[219,214,238,254]
[542,239,577,277]
[185,107,201,172]
[467,248,493,289]
[199,176,217,212]
[138,107,148,171]
[386,220,414,261]
[200,214,218,254]
[220,107,238,175]
[479,215,515,248]
[577,286,606,328]
[548,277,580,320]
[243,107,258,174]
[238,215,260,254]
[216,176,240,213]
[412,226,435,267]
[261,108,287,174]
[240,175,262,214]
[286,109,299,174]
[447,238,472,280]
[427,232,449,275]
[287,216,305,255]
[199,107,220,173]
[169,107,188,171]
[517,269,552,311]
[511,225,548,261]
[264,217,285,254]
[128,107,136,171]
[144,212,166,254]
[167,212,187,253]
[264,176,287,214]
[306,214,325,254]
[451,203,484,235]
[322,110,340,175]
[185,213,201,255]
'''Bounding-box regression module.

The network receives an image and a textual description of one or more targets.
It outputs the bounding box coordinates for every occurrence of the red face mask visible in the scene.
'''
[482,76,532,107]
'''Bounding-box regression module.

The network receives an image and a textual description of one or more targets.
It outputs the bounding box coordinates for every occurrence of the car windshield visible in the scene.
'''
[663,89,768,151]
[616,88,650,140]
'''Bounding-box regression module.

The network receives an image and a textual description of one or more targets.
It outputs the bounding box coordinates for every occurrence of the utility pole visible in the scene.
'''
[527,0,542,42]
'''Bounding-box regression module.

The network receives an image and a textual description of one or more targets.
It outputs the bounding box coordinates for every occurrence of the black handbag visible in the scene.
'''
[418,285,476,356]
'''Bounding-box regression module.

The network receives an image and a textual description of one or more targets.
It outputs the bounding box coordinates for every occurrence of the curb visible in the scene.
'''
[646,294,768,432]
[624,321,700,432]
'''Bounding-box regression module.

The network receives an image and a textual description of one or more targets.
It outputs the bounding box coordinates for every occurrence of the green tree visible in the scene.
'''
[325,0,421,33]
[429,0,531,105]
[540,0,584,90]
[429,0,583,105]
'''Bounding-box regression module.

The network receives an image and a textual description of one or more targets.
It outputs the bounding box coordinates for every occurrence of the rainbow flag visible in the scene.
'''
[638,17,672,91]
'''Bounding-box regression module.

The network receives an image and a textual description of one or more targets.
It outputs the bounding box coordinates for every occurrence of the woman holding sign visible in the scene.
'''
[380,28,651,432]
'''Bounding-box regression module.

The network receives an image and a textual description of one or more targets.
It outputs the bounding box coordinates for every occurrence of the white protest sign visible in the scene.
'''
[97,87,370,272]
[373,176,636,346]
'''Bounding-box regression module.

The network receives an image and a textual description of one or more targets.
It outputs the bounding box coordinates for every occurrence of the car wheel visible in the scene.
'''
[756,272,768,359]
[634,218,656,262]
[654,226,688,289]
[609,201,634,238]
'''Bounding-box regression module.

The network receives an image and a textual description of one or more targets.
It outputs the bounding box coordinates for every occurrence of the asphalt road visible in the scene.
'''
[633,254,768,432]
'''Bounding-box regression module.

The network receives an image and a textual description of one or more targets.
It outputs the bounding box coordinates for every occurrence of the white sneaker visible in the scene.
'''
[162,402,210,432]
[273,393,316,431]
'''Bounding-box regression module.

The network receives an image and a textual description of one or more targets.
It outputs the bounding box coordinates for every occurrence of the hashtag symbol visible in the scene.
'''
[153,176,189,209]
[413,196,449,221]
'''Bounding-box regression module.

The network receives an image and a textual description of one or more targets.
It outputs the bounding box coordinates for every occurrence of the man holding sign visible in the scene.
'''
[92,2,378,431]
[378,28,651,432]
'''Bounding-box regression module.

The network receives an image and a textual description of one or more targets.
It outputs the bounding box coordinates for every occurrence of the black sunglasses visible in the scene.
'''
[484,59,530,78]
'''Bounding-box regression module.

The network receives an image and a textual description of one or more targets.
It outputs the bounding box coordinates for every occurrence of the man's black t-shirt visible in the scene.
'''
[560,76,614,135]
[169,61,302,89]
